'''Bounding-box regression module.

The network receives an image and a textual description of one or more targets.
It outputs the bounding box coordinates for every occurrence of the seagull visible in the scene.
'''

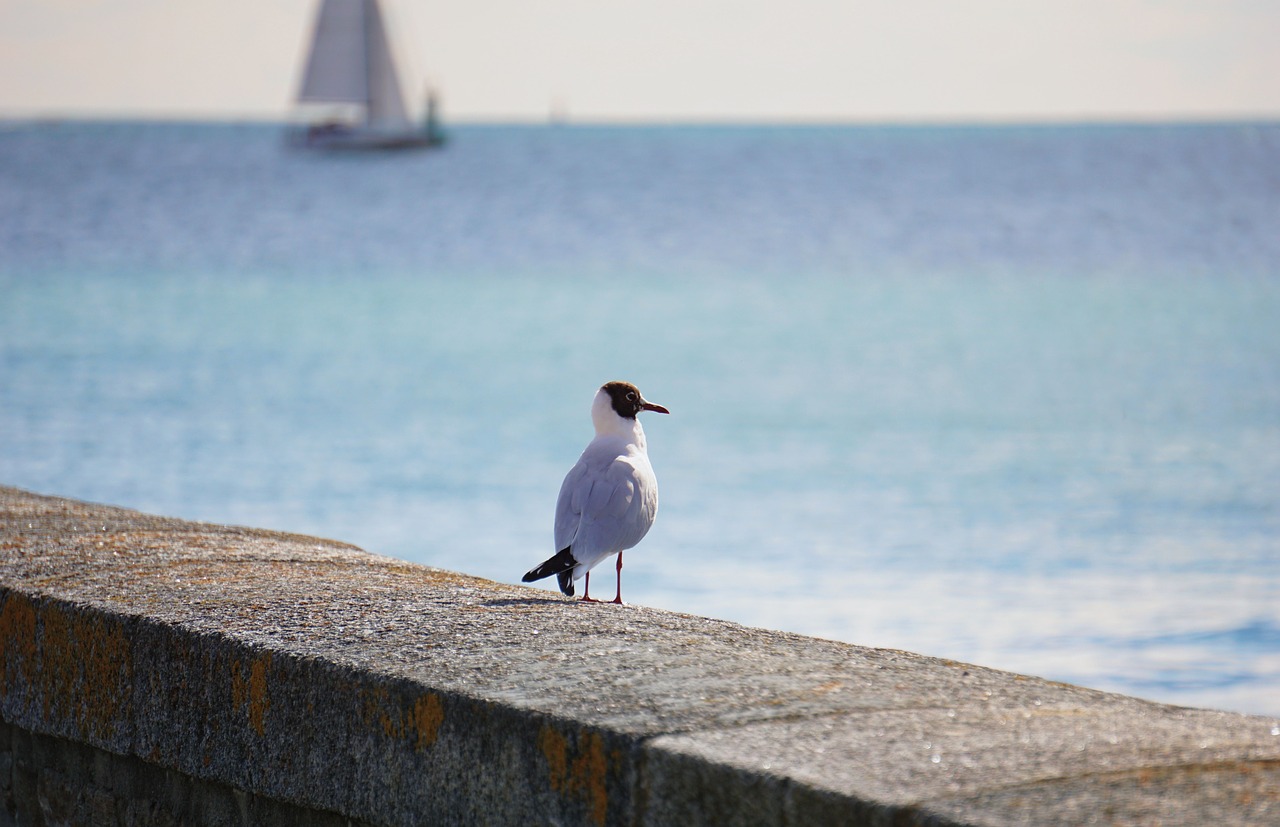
[522,381,669,603]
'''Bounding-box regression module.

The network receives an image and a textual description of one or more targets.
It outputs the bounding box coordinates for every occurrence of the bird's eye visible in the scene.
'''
[626,392,637,401]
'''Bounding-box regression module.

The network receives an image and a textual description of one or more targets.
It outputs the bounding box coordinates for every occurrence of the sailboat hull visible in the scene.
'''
[289,124,445,151]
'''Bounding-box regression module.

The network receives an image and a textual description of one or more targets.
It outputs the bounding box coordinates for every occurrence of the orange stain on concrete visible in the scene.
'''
[538,724,609,826]
[410,693,444,751]
[0,593,131,740]
[231,653,273,736]
[538,725,569,789]
[0,592,38,700]
[247,654,272,736]
[357,685,445,753]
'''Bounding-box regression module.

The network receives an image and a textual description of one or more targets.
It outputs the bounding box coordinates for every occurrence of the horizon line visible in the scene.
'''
[4,108,1280,129]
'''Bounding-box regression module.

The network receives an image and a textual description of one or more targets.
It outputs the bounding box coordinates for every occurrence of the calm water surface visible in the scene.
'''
[2,120,1279,715]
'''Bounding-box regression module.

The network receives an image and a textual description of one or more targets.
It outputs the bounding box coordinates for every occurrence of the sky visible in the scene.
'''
[1,0,1278,122]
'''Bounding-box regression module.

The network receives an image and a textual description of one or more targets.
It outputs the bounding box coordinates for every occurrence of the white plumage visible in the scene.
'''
[522,381,668,603]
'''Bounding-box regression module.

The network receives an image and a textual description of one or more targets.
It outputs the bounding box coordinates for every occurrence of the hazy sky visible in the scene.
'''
[2,0,1277,122]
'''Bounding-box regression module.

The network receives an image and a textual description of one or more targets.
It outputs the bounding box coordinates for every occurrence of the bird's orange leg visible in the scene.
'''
[580,571,601,603]
[611,551,624,604]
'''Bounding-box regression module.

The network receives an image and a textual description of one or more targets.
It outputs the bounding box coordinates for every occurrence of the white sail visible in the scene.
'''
[298,0,369,106]
[364,0,411,127]
[297,0,411,127]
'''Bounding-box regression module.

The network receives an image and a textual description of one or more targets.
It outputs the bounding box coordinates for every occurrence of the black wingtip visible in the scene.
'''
[556,570,574,597]
[522,547,577,587]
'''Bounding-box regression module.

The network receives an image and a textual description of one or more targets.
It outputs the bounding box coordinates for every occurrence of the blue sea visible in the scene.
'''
[2,120,1279,716]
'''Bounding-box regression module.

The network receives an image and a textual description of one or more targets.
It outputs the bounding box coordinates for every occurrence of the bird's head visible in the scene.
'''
[599,381,669,419]
[591,381,669,437]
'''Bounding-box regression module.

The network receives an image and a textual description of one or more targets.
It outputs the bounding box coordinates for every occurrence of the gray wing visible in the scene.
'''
[553,459,589,553]
[568,455,657,572]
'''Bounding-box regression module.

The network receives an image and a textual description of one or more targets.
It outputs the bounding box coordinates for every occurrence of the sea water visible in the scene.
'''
[2,120,1278,715]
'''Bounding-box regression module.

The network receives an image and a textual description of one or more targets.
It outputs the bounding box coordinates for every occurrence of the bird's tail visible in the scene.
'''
[522,547,577,596]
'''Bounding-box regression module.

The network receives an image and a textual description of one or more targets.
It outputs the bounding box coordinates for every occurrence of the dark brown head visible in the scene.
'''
[600,381,670,419]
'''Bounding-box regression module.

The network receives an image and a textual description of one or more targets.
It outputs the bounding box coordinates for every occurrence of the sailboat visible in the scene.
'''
[290,0,444,151]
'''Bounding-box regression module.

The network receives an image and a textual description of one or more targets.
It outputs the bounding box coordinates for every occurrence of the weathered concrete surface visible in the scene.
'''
[1,484,1277,826]
[1,718,370,826]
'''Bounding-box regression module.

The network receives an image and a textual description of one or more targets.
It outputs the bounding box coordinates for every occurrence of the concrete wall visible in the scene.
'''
[2,485,1278,826]
[0,719,366,826]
